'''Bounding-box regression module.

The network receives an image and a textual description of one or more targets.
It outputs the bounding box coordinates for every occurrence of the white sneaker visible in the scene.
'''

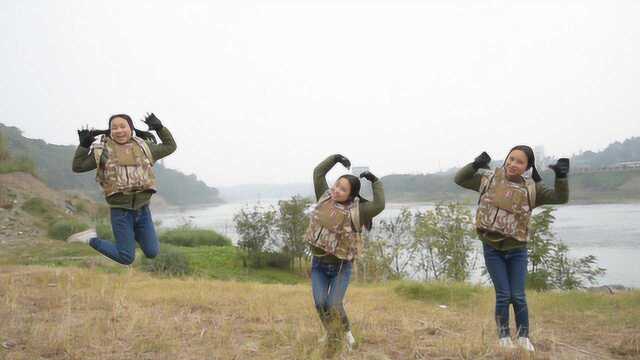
[498,337,515,349]
[66,228,97,244]
[345,331,356,351]
[517,337,535,352]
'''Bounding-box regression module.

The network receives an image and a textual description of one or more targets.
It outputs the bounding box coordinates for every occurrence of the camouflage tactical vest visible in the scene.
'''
[92,136,156,197]
[304,191,362,261]
[476,167,537,243]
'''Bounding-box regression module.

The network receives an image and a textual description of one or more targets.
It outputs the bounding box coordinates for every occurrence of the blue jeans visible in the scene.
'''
[311,256,353,335]
[89,205,159,265]
[483,243,529,338]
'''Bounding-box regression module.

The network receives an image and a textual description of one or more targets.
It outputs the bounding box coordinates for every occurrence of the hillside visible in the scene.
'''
[573,136,640,168]
[0,123,223,207]
[381,136,640,204]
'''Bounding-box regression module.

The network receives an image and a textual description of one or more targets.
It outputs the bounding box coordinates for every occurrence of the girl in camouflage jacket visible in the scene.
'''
[68,113,176,265]
[454,145,569,352]
[306,154,385,353]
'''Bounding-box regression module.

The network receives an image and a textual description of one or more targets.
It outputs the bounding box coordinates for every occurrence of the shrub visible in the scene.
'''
[48,219,90,240]
[160,226,232,247]
[141,247,192,276]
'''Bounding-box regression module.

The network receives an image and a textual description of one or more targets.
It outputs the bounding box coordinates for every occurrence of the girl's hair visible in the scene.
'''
[337,174,373,231]
[504,145,542,183]
[103,114,157,143]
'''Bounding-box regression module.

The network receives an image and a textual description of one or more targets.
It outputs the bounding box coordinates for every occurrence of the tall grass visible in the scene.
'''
[1,267,637,359]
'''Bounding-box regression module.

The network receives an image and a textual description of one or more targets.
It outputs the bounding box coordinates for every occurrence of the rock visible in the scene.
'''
[1,340,16,350]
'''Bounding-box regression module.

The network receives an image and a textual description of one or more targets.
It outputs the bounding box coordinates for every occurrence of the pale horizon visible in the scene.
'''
[2,0,639,187]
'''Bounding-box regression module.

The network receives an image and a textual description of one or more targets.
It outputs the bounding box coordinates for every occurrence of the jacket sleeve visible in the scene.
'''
[535,177,569,207]
[149,127,177,162]
[313,155,338,201]
[71,146,97,173]
[359,180,385,225]
[454,163,484,192]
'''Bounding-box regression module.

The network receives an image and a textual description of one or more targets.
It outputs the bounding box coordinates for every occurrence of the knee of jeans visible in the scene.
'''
[511,291,527,304]
[145,248,159,259]
[120,252,135,265]
[495,290,511,304]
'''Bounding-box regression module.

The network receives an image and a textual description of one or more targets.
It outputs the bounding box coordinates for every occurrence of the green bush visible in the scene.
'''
[96,221,114,241]
[395,281,484,305]
[0,155,37,176]
[22,197,55,217]
[160,226,232,247]
[141,247,192,276]
[48,219,90,240]
[260,251,291,270]
[526,271,552,291]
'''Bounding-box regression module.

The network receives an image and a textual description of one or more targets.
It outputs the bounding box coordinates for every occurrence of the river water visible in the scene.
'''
[155,201,640,288]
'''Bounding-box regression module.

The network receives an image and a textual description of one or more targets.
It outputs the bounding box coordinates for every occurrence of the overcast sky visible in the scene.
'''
[1,0,639,186]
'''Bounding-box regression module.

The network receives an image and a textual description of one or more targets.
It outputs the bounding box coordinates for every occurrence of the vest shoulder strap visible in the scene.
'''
[132,136,155,164]
[478,169,497,203]
[318,190,331,204]
[350,197,361,232]
[526,180,537,209]
[92,136,107,168]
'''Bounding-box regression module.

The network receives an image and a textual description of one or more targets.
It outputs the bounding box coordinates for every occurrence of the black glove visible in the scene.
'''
[472,151,492,170]
[360,171,378,183]
[549,158,570,178]
[334,154,351,169]
[77,128,96,148]
[143,112,163,131]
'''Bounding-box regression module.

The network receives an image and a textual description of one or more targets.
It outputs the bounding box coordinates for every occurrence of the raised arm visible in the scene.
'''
[142,113,177,161]
[358,171,385,224]
[71,129,97,173]
[453,152,492,192]
[536,158,570,206]
[312,154,350,201]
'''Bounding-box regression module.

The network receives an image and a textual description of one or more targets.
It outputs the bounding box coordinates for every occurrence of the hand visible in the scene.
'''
[549,158,570,178]
[143,112,163,131]
[77,126,96,148]
[359,170,378,183]
[472,151,491,170]
[334,154,351,169]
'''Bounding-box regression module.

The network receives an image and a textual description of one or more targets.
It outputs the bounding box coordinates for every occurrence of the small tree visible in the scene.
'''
[233,203,277,268]
[275,195,312,271]
[354,231,395,282]
[527,207,606,290]
[373,208,416,278]
[0,132,9,162]
[413,203,477,281]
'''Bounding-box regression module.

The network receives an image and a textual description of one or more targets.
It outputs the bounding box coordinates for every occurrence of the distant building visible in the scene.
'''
[351,166,370,178]
[607,161,640,170]
[534,145,547,169]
